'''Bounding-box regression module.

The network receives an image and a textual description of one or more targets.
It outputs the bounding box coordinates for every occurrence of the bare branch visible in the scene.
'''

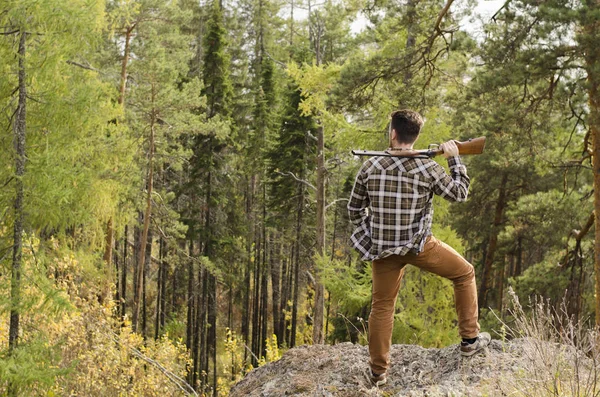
[325,198,348,211]
[275,171,316,191]
[264,50,286,68]
[491,0,512,23]
[432,0,455,36]
[243,344,261,362]
[570,212,595,241]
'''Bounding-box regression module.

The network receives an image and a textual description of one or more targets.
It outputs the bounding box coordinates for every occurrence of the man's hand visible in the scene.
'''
[440,140,459,159]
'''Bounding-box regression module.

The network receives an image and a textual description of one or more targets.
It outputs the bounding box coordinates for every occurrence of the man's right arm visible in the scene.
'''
[432,140,470,202]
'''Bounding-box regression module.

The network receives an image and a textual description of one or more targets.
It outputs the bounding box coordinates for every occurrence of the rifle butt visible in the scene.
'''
[456,136,486,155]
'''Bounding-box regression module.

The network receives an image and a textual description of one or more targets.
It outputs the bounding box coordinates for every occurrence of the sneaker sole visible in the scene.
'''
[364,369,387,387]
[460,349,479,357]
[461,344,489,357]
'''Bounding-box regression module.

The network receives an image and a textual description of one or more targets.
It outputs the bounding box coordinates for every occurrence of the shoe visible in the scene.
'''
[365,367,387,386]
[460,332,491,357]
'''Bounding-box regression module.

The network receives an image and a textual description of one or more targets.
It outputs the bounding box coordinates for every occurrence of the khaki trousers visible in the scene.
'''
[368,235,480,374]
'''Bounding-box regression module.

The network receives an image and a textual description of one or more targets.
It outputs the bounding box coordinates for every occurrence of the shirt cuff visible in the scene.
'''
[447,156,463,168]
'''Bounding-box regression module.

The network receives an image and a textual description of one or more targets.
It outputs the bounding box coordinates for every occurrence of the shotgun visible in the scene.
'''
[352,137,486,158]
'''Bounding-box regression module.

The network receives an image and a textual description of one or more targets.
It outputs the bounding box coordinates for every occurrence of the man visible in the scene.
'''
[347,109,490,387]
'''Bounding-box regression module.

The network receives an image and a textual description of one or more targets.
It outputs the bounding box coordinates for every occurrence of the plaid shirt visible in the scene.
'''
[347,155,469,261]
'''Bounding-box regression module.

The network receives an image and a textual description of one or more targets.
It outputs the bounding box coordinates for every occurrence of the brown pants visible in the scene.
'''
[368,235,480,374]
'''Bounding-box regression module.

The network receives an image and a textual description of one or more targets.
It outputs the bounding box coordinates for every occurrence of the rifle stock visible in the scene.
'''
[352,136,486,158]
[455,136,486,155]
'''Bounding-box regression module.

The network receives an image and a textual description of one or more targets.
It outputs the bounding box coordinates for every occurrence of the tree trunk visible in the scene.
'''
[202,143,217,396]
[195,258,206,390]
[403,0,418,85]
[207,272,217,396]
[583,3,600,328]
[228,284,233,330]
[285,246,294,346]
[133,84,156,332]
[515,236,523,277]
[260,185,268,358]
[278,243,288,346]
[260,229,269,358]
[121,225,128,320]
[187,239,195,351]
[155,237,165,339]
[142,230,152,338]
[133,213,141,320]
[313,124,325,344]
[291,180,304,348]
[478,173,508,312]
[118,25,134,105]
[497,256,505,315]
[242,175,255,354]
[9,30,26,354]
[160,239,167,330]
[326,182,340,339]
[115,238,121,313]
[103,219,114,288]
[270,233,281,345]
[103,24,134,275]
[251,221,261,364]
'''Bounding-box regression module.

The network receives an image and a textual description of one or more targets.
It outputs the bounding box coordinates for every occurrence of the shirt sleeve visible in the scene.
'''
[347,163,370,225]
[432,156,470,202]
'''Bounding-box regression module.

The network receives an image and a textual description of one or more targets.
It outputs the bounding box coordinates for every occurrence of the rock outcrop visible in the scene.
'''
[230,340,533,396]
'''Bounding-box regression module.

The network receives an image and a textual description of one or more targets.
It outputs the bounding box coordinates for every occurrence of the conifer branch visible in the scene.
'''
[0,245,14,263]
[66,60,102,73]
[1,176,14,188]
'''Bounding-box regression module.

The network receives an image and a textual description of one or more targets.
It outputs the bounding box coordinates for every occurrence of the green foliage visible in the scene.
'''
[0,0,133,247]
[502,191,593,250]
[203,0,233,119]
[0,335,70,394]
[393,267,458,348]
[392,225,465,348]
[267,83,316,222]
[316,253,372,315]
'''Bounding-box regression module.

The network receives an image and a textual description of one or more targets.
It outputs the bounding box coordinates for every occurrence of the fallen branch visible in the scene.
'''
[110,333,198,396]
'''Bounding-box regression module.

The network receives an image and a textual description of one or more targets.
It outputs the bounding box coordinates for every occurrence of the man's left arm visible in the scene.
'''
[347,165,370,226]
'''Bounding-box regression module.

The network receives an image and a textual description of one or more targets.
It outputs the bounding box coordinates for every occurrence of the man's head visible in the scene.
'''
[389,109,425,146]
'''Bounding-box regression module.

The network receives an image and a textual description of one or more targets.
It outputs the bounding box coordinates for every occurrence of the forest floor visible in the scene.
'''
[229,338,591,396]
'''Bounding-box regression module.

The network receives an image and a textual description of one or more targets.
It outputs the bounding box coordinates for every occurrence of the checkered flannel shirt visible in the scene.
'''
[347,155,470,261]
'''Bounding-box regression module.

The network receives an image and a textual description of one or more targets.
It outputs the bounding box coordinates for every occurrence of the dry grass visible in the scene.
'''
[494,288,600,397]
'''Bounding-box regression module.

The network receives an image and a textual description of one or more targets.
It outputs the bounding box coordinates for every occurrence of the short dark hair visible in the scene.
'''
[390,109,424,144]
